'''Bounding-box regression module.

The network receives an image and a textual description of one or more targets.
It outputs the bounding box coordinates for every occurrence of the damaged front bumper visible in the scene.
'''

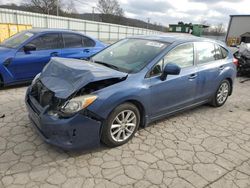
[25,87,102,150]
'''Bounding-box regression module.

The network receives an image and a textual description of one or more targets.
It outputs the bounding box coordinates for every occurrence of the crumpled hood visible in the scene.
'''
[40,57,127,99]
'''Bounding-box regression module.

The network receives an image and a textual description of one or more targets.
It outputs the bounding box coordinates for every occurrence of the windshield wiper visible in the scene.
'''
[93,61,120,71]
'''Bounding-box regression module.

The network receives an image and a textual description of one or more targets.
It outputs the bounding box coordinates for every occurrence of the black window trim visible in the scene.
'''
[146,42,195,79]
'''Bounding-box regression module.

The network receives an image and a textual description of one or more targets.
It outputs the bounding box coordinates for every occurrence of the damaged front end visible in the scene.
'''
[26,57,127,150]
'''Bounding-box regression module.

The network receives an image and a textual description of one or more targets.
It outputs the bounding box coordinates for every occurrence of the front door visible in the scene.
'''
[148,43,198,119]
[10,33,61,80]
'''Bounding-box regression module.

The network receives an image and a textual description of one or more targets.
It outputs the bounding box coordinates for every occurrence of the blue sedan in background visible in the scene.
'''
[25,34,237,150]
[0,29,106,87]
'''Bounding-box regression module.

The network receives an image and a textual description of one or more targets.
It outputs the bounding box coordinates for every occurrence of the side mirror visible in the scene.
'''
[160,63,181,81]
[23,44,36,53]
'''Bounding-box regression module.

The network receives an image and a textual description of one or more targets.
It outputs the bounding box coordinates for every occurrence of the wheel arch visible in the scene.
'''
[225,77,233,95]
[99,99,147,147]
[125,99,147,128]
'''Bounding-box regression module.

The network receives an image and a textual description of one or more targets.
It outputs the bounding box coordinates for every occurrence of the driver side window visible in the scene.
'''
[164,43,194,68]
[27,33,60,51]
[149,43,194,77]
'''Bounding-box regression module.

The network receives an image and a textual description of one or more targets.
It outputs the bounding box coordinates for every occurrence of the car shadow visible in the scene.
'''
[0,82,30,90]
[64,144,110,157]
[64,104,213,157]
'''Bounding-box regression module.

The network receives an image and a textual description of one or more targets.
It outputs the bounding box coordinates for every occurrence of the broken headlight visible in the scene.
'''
[60,95,97,115]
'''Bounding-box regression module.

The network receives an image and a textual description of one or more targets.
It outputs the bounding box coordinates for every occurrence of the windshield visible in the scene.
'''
[92,39,168,73]
[0,31,34,48]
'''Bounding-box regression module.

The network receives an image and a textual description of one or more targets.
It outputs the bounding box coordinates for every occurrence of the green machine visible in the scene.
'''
[169,23,209,37]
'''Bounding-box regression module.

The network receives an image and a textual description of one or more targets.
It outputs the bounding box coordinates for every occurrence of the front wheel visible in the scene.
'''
[211,80,231,107]
[101,103,140,147]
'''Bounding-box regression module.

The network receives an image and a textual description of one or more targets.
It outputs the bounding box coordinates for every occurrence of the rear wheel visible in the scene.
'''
[211,80,231,107]
[101,103,140,147]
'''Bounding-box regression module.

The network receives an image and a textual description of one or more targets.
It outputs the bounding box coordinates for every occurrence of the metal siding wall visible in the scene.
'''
[70,21,85,31]
[0,8,163,41]
[110,26,118,32]
[228,16,250,38]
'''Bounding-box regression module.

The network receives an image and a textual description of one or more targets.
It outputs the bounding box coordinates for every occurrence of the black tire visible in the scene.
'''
[101,103,140,147]
[211,79,231,107]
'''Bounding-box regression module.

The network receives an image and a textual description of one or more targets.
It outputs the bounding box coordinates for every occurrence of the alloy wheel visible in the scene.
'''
[216,82,229,104]
[110,110,137,142]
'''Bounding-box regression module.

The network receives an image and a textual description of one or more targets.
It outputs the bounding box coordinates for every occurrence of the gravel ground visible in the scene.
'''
[0,77,250,188]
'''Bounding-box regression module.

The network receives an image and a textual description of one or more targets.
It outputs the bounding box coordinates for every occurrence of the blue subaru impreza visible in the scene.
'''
[25,34,237,150]
[0,29,106,87]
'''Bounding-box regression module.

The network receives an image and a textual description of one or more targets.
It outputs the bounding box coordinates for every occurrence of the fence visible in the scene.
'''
[0,23,32,42]
[0,8,162,42]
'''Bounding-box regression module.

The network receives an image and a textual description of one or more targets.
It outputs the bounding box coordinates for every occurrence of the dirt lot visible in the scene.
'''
[0,78,250,188]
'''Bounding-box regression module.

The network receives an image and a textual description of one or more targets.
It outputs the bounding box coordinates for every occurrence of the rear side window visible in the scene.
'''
[82,36,95,47]
[164,43,194,68]
[196,42,216,64]
[63,34,82,48]
[28,33,59,50]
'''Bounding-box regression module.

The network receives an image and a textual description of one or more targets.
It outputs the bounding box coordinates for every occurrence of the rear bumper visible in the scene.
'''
[25,87,101,150]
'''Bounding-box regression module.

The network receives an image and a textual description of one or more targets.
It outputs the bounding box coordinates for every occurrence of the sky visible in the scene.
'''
[1,0,250,28]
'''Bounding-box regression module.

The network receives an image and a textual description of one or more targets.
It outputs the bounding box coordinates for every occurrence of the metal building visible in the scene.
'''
[226,15,250,46]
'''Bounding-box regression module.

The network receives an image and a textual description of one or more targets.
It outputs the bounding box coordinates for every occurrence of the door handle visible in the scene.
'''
[219,65,225,70]
[50,52,59,57]
[83,49,90,53]
[188,73,197,80]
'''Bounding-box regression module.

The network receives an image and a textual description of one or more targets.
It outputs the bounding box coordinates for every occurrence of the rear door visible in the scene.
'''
[11,33,61,80]
[195,42,229,101]
[60,33,96,59]
[148,43,198,118]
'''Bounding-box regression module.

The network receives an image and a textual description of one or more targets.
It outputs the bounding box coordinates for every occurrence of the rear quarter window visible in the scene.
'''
[214,44,223,60]
[221,47,229,58]
[82,37,95,47]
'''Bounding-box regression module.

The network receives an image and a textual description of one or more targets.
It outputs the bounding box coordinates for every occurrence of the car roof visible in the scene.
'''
[25,28,83,35]
[129,33,224,45]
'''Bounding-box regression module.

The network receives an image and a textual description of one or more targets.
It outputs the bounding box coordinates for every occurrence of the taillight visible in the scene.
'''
[233,58,238,66]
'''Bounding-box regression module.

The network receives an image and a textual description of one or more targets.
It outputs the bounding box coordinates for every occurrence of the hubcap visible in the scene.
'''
[110,110,137,142]
[217,82,229,104]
